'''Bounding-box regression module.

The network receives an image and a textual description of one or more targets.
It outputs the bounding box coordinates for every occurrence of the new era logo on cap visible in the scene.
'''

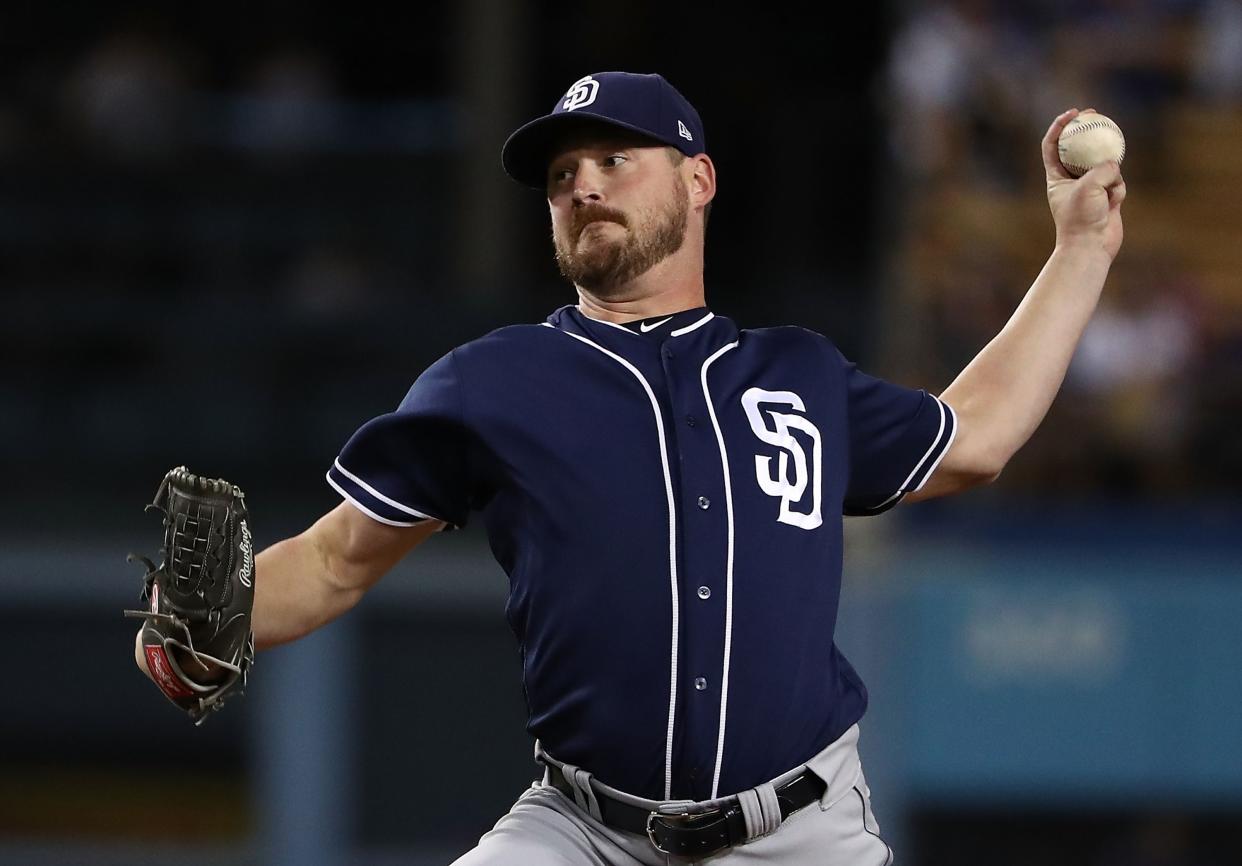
[501,71,707,188]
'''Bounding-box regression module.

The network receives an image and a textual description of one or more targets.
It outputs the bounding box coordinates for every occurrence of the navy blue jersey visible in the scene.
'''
[327,305,956,802]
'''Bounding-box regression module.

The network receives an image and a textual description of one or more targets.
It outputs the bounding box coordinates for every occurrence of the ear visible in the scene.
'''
[687,154,716,212]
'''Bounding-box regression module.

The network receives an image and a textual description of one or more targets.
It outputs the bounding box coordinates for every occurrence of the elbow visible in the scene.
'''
[960,432,1011,485]
[954,450,1007,490]
[972,453,1008,486]
[916,405,1013,498]
[977,466,1004,487]
[977,449,1008,483]
[950,464,1002,494]
[307,524,360,598]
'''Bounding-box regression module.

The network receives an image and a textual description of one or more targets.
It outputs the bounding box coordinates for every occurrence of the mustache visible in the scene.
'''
[572,204,629,237]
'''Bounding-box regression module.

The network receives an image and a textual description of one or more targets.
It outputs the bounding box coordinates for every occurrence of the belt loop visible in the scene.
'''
[736,781,782,840]
[532,740,548,786]
[559,762,604,823]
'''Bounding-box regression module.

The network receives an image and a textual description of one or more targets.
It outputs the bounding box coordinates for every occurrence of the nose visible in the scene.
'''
[572,162,605,207]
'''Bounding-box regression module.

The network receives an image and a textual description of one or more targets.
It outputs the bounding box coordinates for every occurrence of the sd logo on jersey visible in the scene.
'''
[742,387,823,530]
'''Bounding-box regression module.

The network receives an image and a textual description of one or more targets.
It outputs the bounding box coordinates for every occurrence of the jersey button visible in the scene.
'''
[694,677,708,691]
[697,585,711,600]
[698,496,710,510]
[686,415,697,427]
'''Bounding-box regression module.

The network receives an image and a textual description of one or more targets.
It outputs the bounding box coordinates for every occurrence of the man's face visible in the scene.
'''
[546,130,690,296]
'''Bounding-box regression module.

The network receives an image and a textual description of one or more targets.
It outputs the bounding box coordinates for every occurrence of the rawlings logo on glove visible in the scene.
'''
[125,466,256,723]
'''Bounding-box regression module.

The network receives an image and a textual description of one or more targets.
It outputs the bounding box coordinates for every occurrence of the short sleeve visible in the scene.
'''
[326,350,473,529]
[841,358,957,516]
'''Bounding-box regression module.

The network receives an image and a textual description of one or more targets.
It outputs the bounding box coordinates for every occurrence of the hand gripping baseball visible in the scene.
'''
[1043,108,1127,260]
[125,466,256,723]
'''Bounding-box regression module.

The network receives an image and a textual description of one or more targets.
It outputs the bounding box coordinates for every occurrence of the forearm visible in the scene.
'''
[252,528,365,651]
[940,241,1113,472]
[254,504,442,649]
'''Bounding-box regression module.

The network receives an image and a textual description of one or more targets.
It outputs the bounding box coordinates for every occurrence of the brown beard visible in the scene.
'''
[552,173,690,296]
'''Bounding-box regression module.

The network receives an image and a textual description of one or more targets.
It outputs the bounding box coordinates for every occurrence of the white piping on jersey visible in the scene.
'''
[912,397,958,492]
[701,340,739,799]
[546,323,683,801]
[671,312,715,337]
[897,396,948,493]
[865,396,957,512]
[327,471,424,527]
[332,458,441,521]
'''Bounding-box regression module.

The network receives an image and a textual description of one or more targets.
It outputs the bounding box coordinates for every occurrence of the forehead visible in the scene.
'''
[546,121,665,163]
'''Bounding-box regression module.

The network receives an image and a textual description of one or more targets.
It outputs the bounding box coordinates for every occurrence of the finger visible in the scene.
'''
[1083,159,1123,191]
[1043,108,1080,182]
[1108,180,1127,208]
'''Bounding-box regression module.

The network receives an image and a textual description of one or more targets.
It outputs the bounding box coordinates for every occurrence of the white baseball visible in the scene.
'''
[1057,111,1125,177]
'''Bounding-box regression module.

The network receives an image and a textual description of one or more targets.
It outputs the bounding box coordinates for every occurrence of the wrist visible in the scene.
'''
[1053,229,1112,253]
[1053,235,1114,263]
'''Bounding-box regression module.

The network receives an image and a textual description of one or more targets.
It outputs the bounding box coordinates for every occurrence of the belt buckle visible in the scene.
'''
[645,812,672,855]
[645,805,722,857]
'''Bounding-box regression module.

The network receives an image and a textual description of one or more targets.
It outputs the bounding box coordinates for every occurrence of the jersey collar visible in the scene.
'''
[618,307,714,338]
[548,305,714,340]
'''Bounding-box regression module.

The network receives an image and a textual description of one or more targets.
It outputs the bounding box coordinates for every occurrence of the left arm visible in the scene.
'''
[907,109,1127,501]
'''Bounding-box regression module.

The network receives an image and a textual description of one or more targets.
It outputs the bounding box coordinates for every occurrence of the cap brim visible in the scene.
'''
[501,112,676,189]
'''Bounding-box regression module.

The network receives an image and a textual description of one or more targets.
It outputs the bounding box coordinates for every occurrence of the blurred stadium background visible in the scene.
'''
[2,0,1239,864]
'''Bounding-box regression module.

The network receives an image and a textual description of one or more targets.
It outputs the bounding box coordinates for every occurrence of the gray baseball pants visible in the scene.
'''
[451,724,894,865]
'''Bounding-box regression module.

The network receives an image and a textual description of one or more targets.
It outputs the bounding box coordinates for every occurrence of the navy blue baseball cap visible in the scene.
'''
[502,72,707,189]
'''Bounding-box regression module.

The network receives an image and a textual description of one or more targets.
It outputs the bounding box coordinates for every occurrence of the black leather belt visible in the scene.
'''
[545,763,826,858]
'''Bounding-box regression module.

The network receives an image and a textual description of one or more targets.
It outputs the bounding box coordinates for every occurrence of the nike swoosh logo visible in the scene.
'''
[639,317,673,332]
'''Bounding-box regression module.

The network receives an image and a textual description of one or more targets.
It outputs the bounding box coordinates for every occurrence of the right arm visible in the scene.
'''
[136,503,442,675]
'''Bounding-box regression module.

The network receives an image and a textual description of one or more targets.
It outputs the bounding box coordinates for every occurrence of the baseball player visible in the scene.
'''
[134,71,1125,864]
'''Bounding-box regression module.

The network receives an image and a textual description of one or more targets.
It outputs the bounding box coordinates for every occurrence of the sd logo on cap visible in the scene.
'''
[502,71,707,189]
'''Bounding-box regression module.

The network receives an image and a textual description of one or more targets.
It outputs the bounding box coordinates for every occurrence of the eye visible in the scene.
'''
[603,154,627,167]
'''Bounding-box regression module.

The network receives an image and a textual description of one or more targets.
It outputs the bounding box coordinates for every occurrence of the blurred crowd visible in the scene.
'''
[882,0,1242,498]
[0,13,472,499]
[2,1,1238,502]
